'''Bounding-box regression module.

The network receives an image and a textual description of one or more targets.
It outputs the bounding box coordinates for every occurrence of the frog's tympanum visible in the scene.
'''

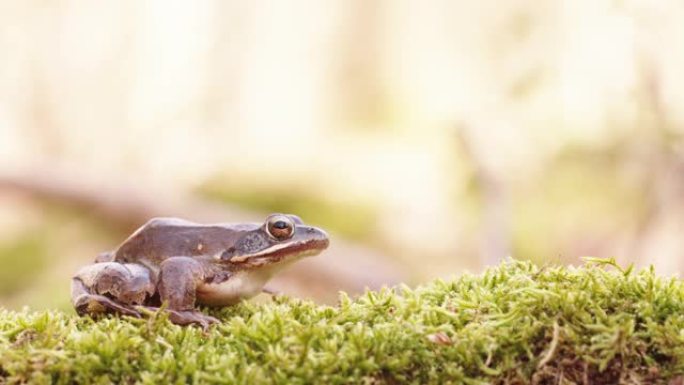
[71,214,329,328]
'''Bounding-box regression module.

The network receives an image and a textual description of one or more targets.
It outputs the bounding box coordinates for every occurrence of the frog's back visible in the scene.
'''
[112,217,241,265]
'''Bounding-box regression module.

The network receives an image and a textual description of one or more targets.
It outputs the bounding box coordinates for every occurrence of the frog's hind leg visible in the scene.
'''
[71,262,155,318]
[71,277,141,317]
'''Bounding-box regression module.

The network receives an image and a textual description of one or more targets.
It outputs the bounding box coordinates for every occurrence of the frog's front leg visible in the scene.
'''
[152,257,219,329]
[71,262,155,318]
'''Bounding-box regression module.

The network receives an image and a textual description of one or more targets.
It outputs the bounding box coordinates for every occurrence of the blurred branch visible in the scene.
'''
[0,168,407,303]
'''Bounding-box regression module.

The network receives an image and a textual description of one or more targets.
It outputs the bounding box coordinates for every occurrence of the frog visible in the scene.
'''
[71,213,329,329]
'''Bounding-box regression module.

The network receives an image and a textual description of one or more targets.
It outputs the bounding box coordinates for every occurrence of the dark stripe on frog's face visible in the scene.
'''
[218,224,329,265]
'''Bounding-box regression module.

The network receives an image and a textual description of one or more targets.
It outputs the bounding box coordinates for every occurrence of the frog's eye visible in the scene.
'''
[266,215,295,240]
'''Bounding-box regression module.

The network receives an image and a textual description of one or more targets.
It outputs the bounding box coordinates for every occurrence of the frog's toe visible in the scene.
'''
[167,309,220,330]
[262,287,283,297]
[135,306,219,330]
[74,294,141,318]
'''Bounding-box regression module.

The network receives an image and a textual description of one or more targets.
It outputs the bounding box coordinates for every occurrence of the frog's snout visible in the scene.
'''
[304,226,329,250]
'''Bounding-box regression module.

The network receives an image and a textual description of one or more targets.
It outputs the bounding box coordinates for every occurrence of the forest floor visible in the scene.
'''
[1,259,684,384]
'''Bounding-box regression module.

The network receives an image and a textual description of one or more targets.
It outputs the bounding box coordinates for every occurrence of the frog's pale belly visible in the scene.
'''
[196,270,270,306]
[196,259,299,306]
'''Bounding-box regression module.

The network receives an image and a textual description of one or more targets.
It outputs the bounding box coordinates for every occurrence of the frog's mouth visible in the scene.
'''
[231,238,329,264]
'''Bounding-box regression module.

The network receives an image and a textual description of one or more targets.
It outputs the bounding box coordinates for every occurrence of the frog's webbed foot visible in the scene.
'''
[139,306,219,330]
[75,294,142,318]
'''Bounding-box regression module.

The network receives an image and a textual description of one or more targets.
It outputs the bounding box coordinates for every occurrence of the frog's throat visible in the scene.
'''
[228,238,329,264]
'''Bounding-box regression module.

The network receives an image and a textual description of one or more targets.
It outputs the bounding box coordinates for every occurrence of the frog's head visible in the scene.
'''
[218,213,329,267]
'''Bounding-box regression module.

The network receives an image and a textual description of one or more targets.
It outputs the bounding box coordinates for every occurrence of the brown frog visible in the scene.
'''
[71,214,329,328]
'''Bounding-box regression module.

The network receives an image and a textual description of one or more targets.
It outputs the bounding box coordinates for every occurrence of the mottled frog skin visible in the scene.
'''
[71,214,329,328]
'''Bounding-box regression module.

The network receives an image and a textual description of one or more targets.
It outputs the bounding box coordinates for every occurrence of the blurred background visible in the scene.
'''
[1,0,684,311]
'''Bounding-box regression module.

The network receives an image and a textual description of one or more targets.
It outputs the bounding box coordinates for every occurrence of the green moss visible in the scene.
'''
[2,259,684,384]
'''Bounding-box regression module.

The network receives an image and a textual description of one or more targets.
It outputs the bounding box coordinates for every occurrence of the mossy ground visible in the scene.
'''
[1,259,684,384]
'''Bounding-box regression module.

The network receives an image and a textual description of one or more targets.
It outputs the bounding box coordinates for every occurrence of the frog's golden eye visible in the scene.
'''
[266,215,295,240]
